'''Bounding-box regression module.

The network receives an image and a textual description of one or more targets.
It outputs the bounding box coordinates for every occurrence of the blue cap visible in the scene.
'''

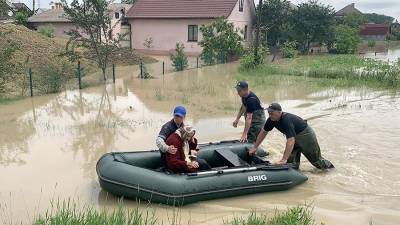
[173,106,186,117]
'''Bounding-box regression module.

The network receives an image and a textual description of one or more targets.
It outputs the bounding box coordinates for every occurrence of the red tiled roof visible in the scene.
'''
[126,0,238,19]
[360,24,390,36]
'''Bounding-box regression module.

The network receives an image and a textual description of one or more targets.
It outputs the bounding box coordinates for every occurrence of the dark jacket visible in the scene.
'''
[165,133,198,173]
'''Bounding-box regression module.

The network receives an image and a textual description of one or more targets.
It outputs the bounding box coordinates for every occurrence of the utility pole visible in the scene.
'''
[253,0,262,65]
[33,0,35,12]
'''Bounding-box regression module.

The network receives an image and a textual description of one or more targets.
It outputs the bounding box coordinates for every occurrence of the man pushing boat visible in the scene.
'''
[249,103,334,170]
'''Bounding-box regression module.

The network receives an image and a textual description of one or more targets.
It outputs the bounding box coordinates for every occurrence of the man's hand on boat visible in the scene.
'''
[239,133,248,142]
[248,147,257,156]
[232,119,239,128]
[187,161,199,169]
[275,158,287,165]
[190,150,198,156]
[167,145,177,154]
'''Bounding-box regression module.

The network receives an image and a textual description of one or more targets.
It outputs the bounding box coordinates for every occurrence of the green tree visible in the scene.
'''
[199,17,243,65]
[61,0,124,80]
[170,43,188,71]
[14,11,29,26]
[341,12,367,29]
[365,13,394,24]
[291,0,335,53]
[259,0,292,46]
[121,0,136,4]
[329,25,361,54]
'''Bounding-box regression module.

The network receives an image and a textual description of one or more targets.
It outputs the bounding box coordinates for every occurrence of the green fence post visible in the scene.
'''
[140,61,143,78]
[112,64,116,83]
[29,68,33,97]
[162,61,165,75]
[78,61,82,89]
[196,57,199,68]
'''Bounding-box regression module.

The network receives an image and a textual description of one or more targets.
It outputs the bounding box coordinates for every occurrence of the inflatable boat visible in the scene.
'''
[96,140,308,205]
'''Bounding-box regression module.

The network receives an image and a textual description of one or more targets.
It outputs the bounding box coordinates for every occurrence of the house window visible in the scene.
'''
[188,25,198,42]
[244,25,248,40]
[115,12,120,19]
[239,0,244,12]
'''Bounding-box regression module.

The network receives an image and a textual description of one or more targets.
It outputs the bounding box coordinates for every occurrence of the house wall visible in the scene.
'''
[128,0,256,55]
[30,22,76,38]
[227,0,255,48]
[129,18,213,55]
[361,35,387,41]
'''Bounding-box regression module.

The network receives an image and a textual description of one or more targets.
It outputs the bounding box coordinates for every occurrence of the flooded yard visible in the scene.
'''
[1,62,400,224]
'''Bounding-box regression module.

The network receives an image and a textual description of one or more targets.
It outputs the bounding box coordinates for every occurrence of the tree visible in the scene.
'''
[341,12,367,29]
[199,17,243,65]
[259,0,292,46]
[170,43,188,71]
[291,0,335,53]
[328,25,361,54]
[121,0,136,4]
[365,13,394,24]
[61,0,124,80]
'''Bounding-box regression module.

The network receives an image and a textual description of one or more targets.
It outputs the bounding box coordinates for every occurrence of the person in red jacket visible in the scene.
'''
[165,126,210,173]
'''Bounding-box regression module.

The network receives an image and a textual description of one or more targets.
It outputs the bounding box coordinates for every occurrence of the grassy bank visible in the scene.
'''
[238,55,399,89]
[30,199,316,225]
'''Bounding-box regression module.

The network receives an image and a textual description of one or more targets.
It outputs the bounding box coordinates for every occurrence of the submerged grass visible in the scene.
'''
[224,204,315,225]
[238,55,400,89]
[30,199,317,225]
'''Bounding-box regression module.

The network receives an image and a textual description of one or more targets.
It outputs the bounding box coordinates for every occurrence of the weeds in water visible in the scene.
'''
[224,204,315,225]
[32,198,157,225]
[238,55,399,89]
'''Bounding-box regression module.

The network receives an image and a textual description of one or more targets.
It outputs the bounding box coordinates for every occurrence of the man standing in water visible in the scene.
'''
[249,103,334,169]
[233,81,266,143]
[156,106,186,155]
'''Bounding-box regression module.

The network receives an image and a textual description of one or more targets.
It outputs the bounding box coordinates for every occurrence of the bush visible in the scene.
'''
[14,11,29,26]
[38,25,55,38]
[35,62,73,94]
[281,41,298,58]
[239,46,268,71]
[199,17,243,65]
[367,40,376,48]
[0,31,20,95]
[329,25,361,54]
[170,43,188,71]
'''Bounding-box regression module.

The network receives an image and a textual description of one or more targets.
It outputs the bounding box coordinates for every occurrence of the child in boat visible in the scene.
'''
[165,126,210,173]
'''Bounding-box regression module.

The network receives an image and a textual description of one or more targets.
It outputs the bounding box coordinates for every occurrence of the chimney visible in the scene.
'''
[351,3,355,8]
[55,2,63,9]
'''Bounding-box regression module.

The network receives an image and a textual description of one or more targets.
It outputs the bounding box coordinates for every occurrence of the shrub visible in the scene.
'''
[0,31,20,95]
[329,24,361,54]
[170,43,188,71]
[281,41,298,58]
[14,11,29,26]
[199,17,243,65]
[35,62,73,94]
[38,25,55,38]
[239,46,268,71]
[367,40,376,48]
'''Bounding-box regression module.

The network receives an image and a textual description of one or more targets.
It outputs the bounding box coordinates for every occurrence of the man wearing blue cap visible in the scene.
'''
[156,106,186,155]
[233,81,266,143]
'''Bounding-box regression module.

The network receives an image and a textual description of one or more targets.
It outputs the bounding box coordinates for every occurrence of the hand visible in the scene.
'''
[248,147,257,156]
[275,159,287,165]
[187,161,199,169]
[240,134,248,142]
[233,119,239,128]
[167,145,177,154]
[190,150,198,156]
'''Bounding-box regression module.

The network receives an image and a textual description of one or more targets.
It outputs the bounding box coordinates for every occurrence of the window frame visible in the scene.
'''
[244,25,248,40]
[115,12,120,19]
[188,25,198,42]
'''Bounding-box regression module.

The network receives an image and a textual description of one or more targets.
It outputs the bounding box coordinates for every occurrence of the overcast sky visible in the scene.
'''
[19,0,400,21]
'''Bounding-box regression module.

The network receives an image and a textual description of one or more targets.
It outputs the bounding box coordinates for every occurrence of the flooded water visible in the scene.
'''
[364,48,400,63]
[1,62,400,225]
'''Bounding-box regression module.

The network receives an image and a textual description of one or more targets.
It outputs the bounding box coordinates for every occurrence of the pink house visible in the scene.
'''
[126,0,256,56]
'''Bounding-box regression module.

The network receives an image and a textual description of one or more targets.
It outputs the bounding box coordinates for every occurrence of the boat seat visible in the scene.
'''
[215,149,249,167]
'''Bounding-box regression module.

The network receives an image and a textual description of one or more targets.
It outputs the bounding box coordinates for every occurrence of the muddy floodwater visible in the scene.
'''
[1,62,400,225]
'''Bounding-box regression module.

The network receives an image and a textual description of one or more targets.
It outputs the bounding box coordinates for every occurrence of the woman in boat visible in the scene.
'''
[165,126,211,173]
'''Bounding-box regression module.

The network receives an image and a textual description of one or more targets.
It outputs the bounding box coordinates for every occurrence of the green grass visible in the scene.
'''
[224,204,316,225]
[0,96,24,105]
[30,199,317,225]
[238,54,400,89]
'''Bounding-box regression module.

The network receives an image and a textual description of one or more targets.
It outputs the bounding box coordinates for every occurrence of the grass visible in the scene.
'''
[30,199,317,225]
[224,204,315,225]
[238,54,400,89]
